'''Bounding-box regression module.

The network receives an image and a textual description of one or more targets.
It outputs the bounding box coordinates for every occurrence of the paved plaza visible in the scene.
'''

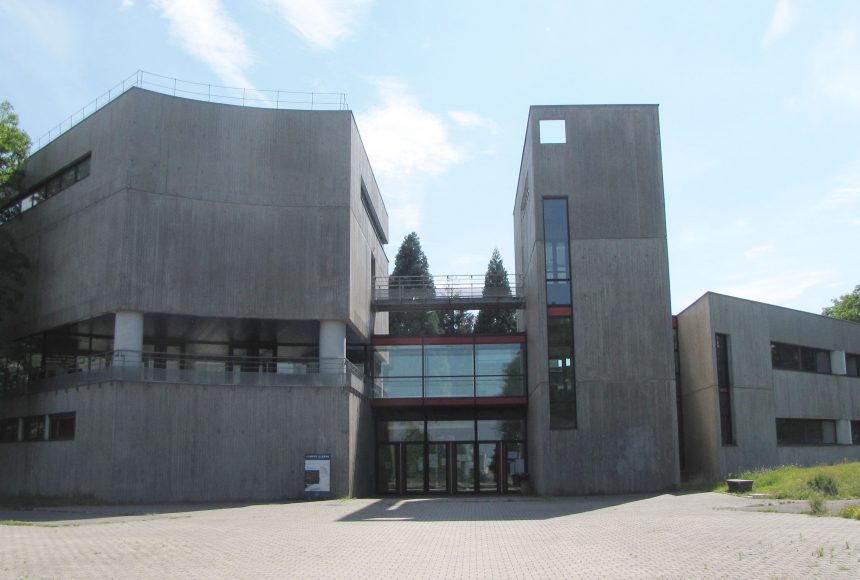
[2,492,860,578]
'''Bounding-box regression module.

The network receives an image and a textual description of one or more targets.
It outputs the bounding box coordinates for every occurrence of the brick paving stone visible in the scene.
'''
[1,493,859,579]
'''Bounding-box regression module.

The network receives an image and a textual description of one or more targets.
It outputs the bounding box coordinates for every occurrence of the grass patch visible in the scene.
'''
[711,462,860,499]
[839,506,860,520]
[0,520,36,526]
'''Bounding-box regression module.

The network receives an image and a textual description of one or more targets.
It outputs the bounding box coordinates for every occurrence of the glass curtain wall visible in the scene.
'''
[372,338,526,399]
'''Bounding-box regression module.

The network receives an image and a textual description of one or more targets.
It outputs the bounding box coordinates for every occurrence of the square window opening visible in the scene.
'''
[539,120,566,144]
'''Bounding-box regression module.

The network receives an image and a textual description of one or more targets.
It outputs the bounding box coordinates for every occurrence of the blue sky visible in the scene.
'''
[1,0,858,315]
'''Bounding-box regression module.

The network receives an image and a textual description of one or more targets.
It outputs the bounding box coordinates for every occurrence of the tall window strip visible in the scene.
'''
[543,198,576,429]
[543,199,571,306]
[715,333,734,445]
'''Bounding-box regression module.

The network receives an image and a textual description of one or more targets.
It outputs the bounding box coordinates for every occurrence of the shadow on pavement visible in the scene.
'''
[336,494,662,522]
[0,501,295,523]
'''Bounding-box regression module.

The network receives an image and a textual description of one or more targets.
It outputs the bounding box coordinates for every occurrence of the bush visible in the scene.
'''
[808,493,827,516]
[839,506,860,520]
[808,473,839,496]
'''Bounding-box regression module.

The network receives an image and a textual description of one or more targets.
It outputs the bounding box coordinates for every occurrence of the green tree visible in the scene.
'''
[822,285,860,322]
[475,248,517,334]
[440,309,475,335]
[0,101,30,321]
[388,232,441,335]
[0,101,32,391]
[1,101,31,202]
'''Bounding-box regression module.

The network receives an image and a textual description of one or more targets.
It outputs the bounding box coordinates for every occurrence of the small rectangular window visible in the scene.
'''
[847,353,859,377]
[76,157,91,181]
[0,417,18,443]
[776,418,838,445]
[49,412,76,441]
[539,119,566,144]
[771,342,831,374]
[60,167,76,190]
[22,415,46,441]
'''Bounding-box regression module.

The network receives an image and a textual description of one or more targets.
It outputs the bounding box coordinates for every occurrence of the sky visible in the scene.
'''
[1,0,858,315]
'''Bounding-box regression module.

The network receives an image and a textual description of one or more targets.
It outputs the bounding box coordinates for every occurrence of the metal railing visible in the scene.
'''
[1,350,363,394]
[372,274,524,311]
[30,70,349,154]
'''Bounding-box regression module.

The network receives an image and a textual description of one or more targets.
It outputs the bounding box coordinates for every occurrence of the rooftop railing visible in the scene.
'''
[1,350,364,395]
[372,274,525,311]
[30,70,350,154]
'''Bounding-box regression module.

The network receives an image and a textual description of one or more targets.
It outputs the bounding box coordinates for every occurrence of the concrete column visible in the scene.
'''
[831,351,847,375]
[319,320,346,374]
[114,310,144,367]
[44,414,51,441]
[837,419,852,445]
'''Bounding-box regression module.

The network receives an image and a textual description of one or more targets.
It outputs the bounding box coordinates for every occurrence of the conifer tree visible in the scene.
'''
[388,232,441,335]
[440,309,475,335]
[474,248,517,334]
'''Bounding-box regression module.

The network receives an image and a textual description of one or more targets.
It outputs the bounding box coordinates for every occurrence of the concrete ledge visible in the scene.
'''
[726,479,753,493]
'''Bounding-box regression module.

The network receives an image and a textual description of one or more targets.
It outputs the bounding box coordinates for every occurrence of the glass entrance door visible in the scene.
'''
[404,443,425,493]
[455,443,476,493]
[427,443,449,493]
[478,442,500,492]
[377,443,400,494]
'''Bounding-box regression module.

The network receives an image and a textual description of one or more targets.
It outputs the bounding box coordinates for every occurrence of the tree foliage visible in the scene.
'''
[440,309,475,335]
[0,100,31,201]
[475,248,517,334]
[0,101,31,324]
[388,232,441,335]
[822,285,860,322]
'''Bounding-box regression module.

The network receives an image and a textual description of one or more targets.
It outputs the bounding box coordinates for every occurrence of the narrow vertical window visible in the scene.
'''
[543,199,571,306]
[544,198,576,429]
[716,334,734,445]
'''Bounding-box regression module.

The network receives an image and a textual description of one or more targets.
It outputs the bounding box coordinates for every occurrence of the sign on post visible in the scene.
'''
[304,453,331,499]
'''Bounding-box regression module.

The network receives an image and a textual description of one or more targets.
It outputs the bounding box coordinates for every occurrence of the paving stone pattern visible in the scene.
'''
[2,493,859,578]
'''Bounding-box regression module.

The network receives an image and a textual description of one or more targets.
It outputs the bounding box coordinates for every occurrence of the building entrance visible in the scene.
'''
[375,417,526,495]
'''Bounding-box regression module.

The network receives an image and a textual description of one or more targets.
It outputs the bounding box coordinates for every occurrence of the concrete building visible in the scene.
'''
[0,87,388,501]
[677,292,860,479]
[513,107,679,494]
[1,84,859,502]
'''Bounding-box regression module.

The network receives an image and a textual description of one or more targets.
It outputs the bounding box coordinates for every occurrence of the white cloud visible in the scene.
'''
[357,79,464,178]
[121,0,135,8]
[816,187,860,211]
[448,111,501,134]
[151,0,254,88]
[744,245,774,262]
[813,26,860,108]
[763,0,798,47]
[716,269,832,304]
[266,0,371,49]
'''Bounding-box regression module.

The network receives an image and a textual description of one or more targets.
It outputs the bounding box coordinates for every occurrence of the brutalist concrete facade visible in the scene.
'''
[3,88,860,502]
[513,106,680,494]
[0,88,386,501]
[678,292,860,479]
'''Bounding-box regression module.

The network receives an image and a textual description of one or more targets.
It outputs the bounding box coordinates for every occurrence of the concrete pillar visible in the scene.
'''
[831,351,847,375]
[114,310,144,367]
[837,419,852,445]
[44,414,51,441]
[319,320,346,374]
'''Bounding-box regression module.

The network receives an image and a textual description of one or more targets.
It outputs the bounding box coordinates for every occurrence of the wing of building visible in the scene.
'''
[1,85,858,501]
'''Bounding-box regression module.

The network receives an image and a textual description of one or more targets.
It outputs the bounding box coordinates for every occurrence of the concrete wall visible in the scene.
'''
[678,292,860,478]
[2,88,386,342]
[0,378,371,502]
[515,105,679,494]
